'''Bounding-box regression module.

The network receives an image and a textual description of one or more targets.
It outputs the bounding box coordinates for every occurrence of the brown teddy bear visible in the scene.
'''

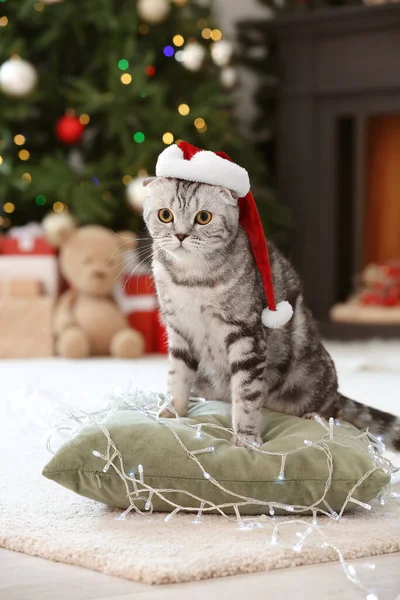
[43,214,145,359]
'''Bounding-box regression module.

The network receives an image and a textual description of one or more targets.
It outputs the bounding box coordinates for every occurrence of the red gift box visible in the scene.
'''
[154,312,168,354]
[117,274,168,354]
[0,223,56,255]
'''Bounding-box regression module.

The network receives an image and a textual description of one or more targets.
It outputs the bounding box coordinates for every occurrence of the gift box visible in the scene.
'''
[154,311,168,354]
[0,297,54,358]
[0,280,43,297]
[0,222,56,255]
[115,274,168,354]
[0,255,60,297]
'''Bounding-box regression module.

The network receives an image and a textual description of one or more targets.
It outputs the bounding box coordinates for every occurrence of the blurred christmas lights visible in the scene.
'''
[120,73,132,85]
[21,172,32,182]
[163,45,175,57]
[211,29,222,41]
[79,114,90,125]
[14,134,26,146]
[122,175,133,185]
[18,149,30,161]
[139,24,149,35]
[201,28,212,39]
[194,117,205,129]
[0,156,3,165]
[35,194,46,206]
[3,203,15,214]
[34,2,44,11]
[178,103,190,116]
[145,65,156,77]
[53,202,64,213]
[118,59,129,70]
[162,132,174,145]
[0,16,8,27]
[134,132,145,144]
[173,34,184,47]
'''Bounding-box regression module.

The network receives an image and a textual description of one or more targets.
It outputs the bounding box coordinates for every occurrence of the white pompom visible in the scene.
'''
[180,42,206,72]
[0,58,38,98]
[126,177,148,214]
[211,40,234,67]
[137,0,171,24]
[42,212,77,247]
[261,301,293,329]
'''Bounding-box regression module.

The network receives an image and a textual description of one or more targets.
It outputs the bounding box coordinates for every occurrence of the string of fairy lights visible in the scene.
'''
[46,386,399,600]
[0,0,234,228]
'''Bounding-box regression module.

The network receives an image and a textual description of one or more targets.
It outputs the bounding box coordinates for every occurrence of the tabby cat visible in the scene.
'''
[143,177,400,450]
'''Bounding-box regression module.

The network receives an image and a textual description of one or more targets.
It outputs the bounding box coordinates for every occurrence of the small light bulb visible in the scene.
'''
[92,450,102,458]
[120,73,132,85]
[203,471,210,479]
[162,132,174,145]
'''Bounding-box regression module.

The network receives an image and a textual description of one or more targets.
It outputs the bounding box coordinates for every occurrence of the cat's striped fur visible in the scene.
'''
[144,177,400,449]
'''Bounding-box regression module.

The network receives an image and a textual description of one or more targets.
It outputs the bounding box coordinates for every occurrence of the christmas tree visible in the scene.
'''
[0,0,289,240]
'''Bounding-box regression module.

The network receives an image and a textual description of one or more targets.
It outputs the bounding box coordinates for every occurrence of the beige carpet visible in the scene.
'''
[1,418,400,584]
[1,354,400,585]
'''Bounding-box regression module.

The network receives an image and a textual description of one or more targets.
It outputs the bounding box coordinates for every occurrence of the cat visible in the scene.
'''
[143,176,400,450]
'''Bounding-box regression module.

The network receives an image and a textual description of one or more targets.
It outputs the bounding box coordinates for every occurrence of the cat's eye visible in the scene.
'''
[158,208,174,223]
[195,210,212,225]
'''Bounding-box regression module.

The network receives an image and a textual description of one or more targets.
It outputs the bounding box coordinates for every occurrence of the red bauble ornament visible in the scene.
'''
[56,115,84,144]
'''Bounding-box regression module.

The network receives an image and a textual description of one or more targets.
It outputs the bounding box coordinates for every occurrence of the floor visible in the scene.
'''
[1,340,400,599]
[1,548,399,600]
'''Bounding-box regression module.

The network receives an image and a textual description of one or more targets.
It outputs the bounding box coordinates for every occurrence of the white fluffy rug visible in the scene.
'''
[0,341,399,585]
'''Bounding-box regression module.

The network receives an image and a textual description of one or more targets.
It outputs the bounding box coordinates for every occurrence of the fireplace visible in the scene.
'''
[269,5,400,338]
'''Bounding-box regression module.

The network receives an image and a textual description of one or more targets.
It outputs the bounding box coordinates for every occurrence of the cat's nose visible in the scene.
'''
[175,233,188,242]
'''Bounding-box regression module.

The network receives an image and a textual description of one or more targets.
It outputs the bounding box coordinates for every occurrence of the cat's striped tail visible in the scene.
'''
[337,394,400,451]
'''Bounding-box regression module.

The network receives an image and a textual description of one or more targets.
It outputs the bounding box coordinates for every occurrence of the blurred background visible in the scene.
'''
[1,0,400,361]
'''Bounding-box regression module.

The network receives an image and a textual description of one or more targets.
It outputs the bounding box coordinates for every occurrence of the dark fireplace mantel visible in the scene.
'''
[268,4,400,338]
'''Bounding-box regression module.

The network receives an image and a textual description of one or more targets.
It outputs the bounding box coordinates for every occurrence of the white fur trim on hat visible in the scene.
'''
[156,144,250,197]
[261,301,293,329]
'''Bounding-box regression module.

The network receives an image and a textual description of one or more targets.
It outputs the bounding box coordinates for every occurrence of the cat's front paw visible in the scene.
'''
[160,407,176,418]
[161,397,188,418]
[233,433,263,448]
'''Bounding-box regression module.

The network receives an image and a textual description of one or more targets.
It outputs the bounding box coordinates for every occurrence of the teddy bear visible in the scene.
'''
[43,213,145,359]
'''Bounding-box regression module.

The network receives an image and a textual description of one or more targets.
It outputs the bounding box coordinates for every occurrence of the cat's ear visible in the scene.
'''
[219,186,239,206]
[143,177,157,187]
[143,176,169,187]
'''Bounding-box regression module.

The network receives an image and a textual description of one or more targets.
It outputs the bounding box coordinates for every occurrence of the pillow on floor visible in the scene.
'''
[43,397,390,516]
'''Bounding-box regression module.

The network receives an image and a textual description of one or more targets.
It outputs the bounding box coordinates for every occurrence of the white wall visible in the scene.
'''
[214,0,270,36]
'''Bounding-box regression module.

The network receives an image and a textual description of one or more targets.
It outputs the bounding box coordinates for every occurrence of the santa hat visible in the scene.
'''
[156,141,293,329]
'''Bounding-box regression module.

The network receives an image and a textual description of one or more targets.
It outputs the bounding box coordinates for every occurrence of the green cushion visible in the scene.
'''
[43,398,390,516]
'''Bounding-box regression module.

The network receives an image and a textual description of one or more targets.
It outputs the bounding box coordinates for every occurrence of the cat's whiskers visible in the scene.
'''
[122,247,164,291]
[112,246,156,283]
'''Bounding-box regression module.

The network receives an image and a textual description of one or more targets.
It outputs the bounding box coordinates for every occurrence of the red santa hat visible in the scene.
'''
[156,141,293,329]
